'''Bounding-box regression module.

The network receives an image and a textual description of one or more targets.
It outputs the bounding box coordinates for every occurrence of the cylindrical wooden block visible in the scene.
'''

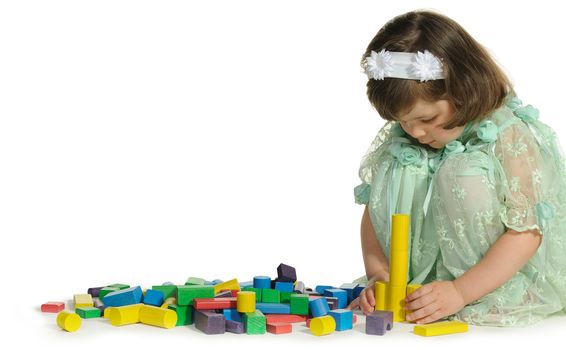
[236,291,256,313]
[374,281,388,311]
[56,311,82,332]
[310,315,336,336]
[405,284,422,319]
[387,285,407,322]
[139,305,177,329]
[106,304,142,326]
[389,214,410,287]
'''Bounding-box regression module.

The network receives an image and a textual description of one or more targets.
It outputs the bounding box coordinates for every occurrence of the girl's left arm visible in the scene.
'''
[405,228,542,324]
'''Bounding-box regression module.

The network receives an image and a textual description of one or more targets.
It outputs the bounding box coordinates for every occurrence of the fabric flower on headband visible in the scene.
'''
[363,49,444,82]
[364,49,394,80]
[411,50,444,82]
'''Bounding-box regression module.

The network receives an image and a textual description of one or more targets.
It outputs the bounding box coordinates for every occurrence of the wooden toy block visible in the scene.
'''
[405,284,422,319]
[151,285,178,299]
[366,310,393,336]
[256,302,291,314]
[262,288,281,303]
[225,319,245,334]
[339,283,358,304]
[239,280,254,289]
[139,304,177,329]
[99,287,120,299]
[106,304,143,326]
[185,277,206,285]
[266,314,307,323]
[293,281,306,294]
[290,294,309,315]
[243,310,266,334]
[211,279,224,285]
[243,287,262,302]
[325,296,339,310]
[96,305,107,317]
[223,308,242,322]
[328,309,353,331]
[162,297,176,306]
[195,310,226,335]
[168,304,194,326]
[280,291,292,303]
[143,289,165,307]
[237,291,256,313]
[353,285,365,300]
[213,278,240,295]
[310,315,336,336]
[306,318,311,327]
[315,285,334,295]
[193,297,237,310]
[215,290,233,298]
[107,283,130,290]
[277,263,297,283]
[73,294,94,309]
[93,297,103,308]
[103,286,143,307]
[267,322,292,334]
[41,301,65,313]
[324,289,347,309]
[177,285,215,306]
[253,276,271,289]
[75,306,101,319]
[309,298,330,317]
[274,281,294,293]
[374,281,388,311]
[87,286,104,298]
[57,311,82,332]
[413,320,468,337]
[388,214,410,322]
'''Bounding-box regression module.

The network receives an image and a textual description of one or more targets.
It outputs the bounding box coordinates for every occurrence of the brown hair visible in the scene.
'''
[362,10,514,129]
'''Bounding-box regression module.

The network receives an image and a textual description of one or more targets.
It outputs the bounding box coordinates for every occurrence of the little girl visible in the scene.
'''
[347,10,566,327]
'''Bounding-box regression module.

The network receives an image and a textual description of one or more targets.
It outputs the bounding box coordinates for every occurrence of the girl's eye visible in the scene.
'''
[423,116,437,123]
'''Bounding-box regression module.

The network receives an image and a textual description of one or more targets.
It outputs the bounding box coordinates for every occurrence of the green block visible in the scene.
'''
[280,291,292,303]
[243,310,266,334]
[290,294,309,315]
[152,285,178,299]
[262,288,280,303]
[185,277,206,285]
[99,287,119,299]
[243,287,262,302]
[75,306,101,319]
[107,283,130,290]
[177,285,214,306]
[169,304,193,326]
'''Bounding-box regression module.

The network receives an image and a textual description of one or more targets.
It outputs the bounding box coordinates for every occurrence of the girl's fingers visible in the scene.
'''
[346,297,360,310]
[405,291,436,311]
[405,283,434,302]
[406,302,440,322]
[415,310,444,324]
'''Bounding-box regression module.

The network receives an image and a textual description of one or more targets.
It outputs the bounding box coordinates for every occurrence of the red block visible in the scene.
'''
[266,314,307,324]
[267,322,292,334]
[306,318,311,327]
[353,314,357,324]
[193,297,237,310]
[41,301,65,313]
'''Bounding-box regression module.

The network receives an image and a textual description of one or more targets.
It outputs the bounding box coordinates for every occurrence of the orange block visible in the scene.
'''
[41,302,65,313]
[266,314,307,323]
[267,322,292,334]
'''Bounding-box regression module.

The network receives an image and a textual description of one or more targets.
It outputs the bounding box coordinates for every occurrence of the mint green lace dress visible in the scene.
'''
[353,94,566,326]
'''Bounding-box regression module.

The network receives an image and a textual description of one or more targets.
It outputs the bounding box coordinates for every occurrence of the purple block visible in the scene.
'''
[325,297,339,310]
[87,286,105,298]
[195,310,226,335]
[225,319,245,334]
[366,311,393,336]
[96,305,107,316]
[277,263,297,283]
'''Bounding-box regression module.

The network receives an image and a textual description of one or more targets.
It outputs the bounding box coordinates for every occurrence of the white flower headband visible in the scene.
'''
[363,49,444,82]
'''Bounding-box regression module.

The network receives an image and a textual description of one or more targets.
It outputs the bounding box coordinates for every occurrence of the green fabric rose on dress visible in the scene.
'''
[505,95,523,111]
[476,120,499,143]
[514,105,539,123]
[389,139,427,166]
[444,140,466,155]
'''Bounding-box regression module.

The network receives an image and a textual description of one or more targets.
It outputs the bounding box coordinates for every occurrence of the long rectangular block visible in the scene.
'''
[195,310,225,334]
[413,321,468,337]
[225,319,245,334]
[193,297,237,310]
[103,286,143,307]
[265,314,307,323]
[267,322,292,334]
[41,302,65,313]
[151,285,178,299]
[256,302,291,314]
[76,306,102,319]
[177,285,215,306]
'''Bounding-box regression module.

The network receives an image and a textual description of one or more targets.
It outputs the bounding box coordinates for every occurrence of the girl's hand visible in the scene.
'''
[346,272,389,315]
[404,280,466,324]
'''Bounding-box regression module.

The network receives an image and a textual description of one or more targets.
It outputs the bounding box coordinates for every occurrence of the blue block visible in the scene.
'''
[324,289,347,309]
[253,276,271,289]
[353,285,365,300]
[328,309,353,331]
[309,297,330,317]
[212,279,224,285]
[339,283,358,304]
[256,303,291,314]
[103,286,143,307]
[223,308,242,322]
[274,281,294,293]
[239,280,253,289]
[143,289,164,306]
[315,285,334,295]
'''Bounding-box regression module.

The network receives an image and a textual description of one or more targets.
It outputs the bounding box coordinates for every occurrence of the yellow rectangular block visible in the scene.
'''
[413,321,468,337]
[213,278,240,295]
[374,281,388,311]
[73,294,94,309]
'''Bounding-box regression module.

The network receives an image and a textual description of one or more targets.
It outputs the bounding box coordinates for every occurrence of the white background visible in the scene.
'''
[1,0,565,348]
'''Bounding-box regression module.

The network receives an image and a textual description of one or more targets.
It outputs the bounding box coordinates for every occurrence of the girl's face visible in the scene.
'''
[397,99,464,149]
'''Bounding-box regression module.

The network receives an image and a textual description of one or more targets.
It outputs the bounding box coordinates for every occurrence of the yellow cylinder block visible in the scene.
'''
[374,281,388,311]
[139,305,177,329]
[388,214,410,322]
[310,315,336,336]
[106,304,143,326]
[236,291,256,313]
[405,284,422,320]
[388,285,407,322]
[56,311,82,332]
